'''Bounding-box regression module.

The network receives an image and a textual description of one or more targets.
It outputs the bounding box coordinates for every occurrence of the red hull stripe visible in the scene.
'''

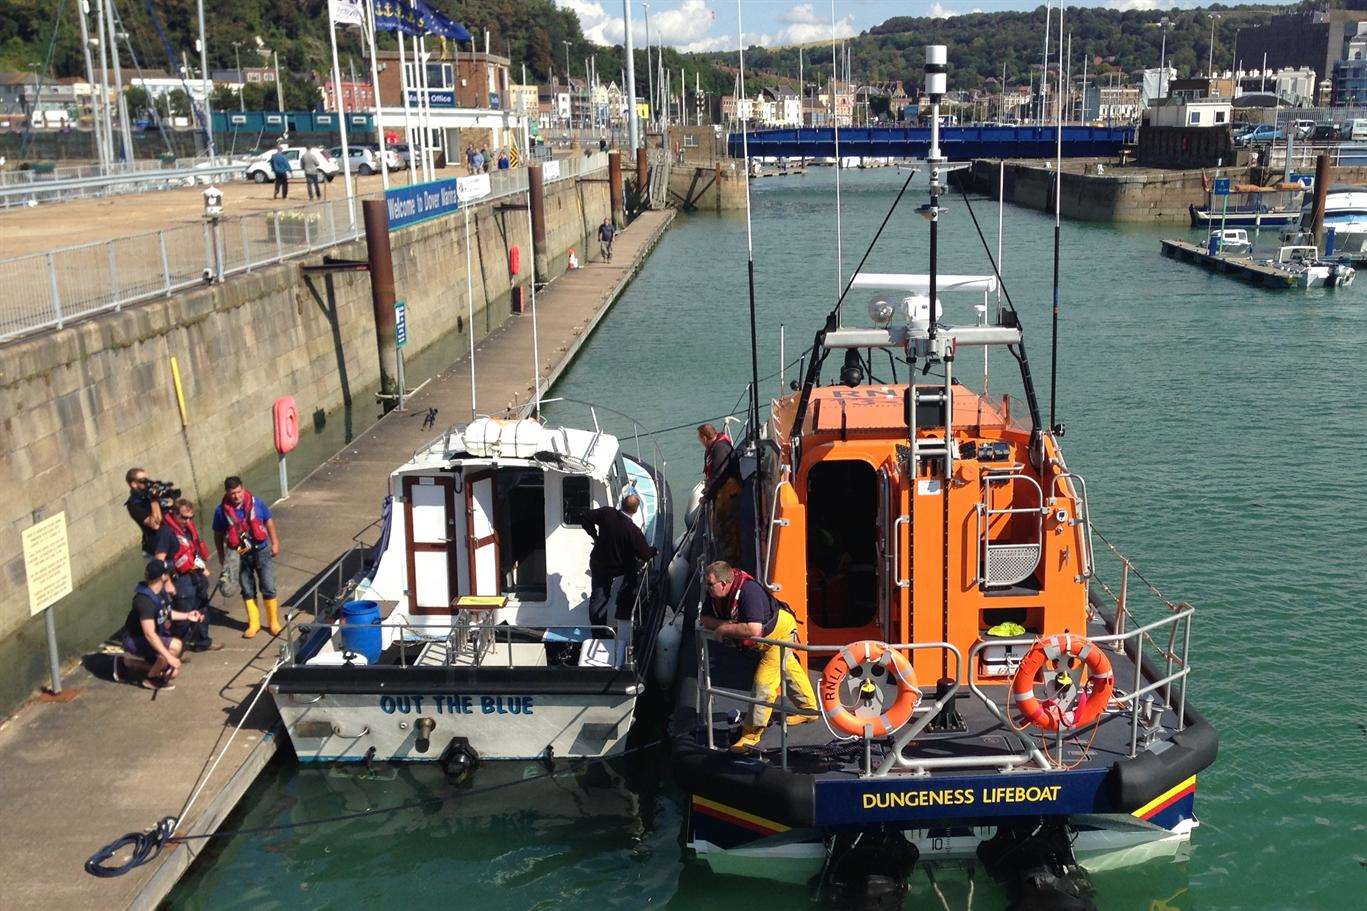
[692,797,789,836]
[1138,781,1197,821]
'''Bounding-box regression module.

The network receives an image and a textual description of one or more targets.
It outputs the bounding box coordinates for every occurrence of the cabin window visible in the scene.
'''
[806,460,878,630]
[494,469,547,599]
[562,475,592,525]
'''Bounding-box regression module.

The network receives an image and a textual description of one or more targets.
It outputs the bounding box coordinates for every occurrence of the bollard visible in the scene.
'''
[636,147,649,208]
[528,163,549,279]
[608,150,625,227]
[362,199,400,408]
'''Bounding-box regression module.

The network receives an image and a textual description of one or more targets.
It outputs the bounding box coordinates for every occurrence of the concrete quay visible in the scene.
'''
[0,206,675,911]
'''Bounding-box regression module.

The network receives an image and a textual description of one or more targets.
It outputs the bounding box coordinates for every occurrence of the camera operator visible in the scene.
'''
[125,467,163,558]
[164,498,222,652]
[213,476,282,639]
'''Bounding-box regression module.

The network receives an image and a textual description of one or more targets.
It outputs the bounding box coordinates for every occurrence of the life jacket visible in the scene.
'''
[221,491,269,550]
[710,570,775,624]
[163,513,207,575]
[704,432,734,483]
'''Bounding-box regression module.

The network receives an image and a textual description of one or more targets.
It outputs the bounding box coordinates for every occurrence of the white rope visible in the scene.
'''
[172,656,285,836]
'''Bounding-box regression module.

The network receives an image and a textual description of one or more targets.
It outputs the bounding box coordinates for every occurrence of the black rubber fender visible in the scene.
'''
[1106,706,1218,811]
[672,740,815,828]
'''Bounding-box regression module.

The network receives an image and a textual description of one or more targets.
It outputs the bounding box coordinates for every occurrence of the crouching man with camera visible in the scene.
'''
[212,476,282,638]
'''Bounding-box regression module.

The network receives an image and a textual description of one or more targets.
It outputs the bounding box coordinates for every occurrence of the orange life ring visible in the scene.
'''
[820,640,920,738]
[1011,633,1114,731]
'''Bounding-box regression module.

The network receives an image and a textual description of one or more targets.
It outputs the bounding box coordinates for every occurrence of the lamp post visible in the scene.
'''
[1208,13,1219,79]
[232,41,245,111]
[563,40,572,129]
[1158,17,1171,101]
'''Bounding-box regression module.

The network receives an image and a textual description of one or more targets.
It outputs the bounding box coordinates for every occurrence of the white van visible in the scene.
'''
[1350,119,1367,141]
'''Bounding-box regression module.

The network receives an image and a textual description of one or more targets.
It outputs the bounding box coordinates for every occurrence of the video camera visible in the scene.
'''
[145,479,181,507]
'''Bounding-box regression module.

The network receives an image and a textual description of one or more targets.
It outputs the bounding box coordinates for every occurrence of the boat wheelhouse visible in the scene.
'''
[271,414,672,764]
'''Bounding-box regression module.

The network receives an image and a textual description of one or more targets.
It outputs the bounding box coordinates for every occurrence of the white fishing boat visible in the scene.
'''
[271,412,673,765]
[1268,243,1356,287]
[1313,185,1367,255]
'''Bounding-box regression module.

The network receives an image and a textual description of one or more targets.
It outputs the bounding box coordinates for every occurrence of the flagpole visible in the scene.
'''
[326,0,356,225]
[396,28,417,185]
[364,0,390,189]
[419,35,435,179]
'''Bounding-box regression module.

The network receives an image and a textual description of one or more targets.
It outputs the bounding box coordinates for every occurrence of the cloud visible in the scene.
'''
[929,2,984,18]
[1105,0,1177,9]
[557,0,617,45]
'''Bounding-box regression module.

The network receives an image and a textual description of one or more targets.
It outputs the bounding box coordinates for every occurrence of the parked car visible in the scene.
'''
[1310,124,1343,142]
[1234,124,1284,146]
[1350,118,1367,141]
[244,147,339,183]
[328,144,403,175]
[390,143,414,169]
[1291,119,1315,139]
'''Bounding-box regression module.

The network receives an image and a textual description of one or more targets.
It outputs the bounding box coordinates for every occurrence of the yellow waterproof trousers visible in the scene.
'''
[748,610,819,729]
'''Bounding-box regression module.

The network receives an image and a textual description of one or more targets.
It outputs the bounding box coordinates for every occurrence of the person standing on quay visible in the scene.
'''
[213,476,282,638]
[270,146,291,199]
[301,146,324,200]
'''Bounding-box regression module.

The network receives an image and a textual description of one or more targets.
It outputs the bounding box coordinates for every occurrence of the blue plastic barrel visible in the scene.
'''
[339,600,382,663]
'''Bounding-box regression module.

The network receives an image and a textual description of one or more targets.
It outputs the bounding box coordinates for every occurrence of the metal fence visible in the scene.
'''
[0,155,608,343]
[0,157,252,208]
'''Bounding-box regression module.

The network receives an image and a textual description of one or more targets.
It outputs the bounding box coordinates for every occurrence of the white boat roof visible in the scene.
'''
[398,420,621,480]
[851,272,997,294]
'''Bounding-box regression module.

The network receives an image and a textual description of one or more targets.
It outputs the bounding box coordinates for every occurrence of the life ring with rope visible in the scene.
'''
[1010,633,1114,731]
[820,640,920,738]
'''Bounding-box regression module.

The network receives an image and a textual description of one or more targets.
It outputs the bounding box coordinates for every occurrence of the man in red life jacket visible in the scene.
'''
[701,560,818,752]
[163,498,221,651]
[698,424,742,565]
[212,476,282,638]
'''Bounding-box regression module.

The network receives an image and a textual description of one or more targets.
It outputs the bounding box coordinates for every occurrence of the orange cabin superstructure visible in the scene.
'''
[760,381,1093,686]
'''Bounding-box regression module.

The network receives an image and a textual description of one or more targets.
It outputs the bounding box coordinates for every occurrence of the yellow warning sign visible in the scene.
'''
[23,512,72,617]
[508,144,521,167]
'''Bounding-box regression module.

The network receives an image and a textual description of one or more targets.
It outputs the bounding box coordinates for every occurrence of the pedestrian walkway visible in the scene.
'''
[0,208,675,911]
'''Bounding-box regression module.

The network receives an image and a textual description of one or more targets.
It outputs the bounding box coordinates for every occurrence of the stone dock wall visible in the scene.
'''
[0,171,610,711]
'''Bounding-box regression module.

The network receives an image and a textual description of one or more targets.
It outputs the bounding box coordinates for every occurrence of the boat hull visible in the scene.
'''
[687,813,1197,883]
[273,689,637,762]
[1189,208,1299,228]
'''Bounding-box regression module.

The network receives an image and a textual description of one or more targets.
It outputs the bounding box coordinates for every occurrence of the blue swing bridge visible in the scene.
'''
[727,125,1135,160]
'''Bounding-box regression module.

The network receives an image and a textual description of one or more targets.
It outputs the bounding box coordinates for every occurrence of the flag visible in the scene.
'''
[330,0,365,28]
[373,0,423,36]
[413,0,472,41]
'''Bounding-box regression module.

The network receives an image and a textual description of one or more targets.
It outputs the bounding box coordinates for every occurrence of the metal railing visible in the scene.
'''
[279,543,373,634]
[286,619,629,670]
[0,155,609,344]
[0,158,253,207]
[693,534,1195,778]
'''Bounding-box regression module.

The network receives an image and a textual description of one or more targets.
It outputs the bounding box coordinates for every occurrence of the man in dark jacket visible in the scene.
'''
[581,493,657,626]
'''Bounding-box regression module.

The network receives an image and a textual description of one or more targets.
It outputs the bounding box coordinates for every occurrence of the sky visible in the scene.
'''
[554,1,1289,53]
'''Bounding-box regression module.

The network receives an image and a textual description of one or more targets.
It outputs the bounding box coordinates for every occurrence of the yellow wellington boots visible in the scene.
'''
[265,598,283,636]
[730,727,766,752]
[243,598,261,638]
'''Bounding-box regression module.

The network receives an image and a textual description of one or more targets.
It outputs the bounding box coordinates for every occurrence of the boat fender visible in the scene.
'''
[683,481,704,530]
[652,610,684,688]
[820,640,920,738]
[666,551,691,607]
[439,736,480,784]
[1011,633,1114,731]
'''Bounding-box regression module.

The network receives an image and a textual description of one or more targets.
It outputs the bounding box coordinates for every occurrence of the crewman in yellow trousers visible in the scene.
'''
[700,561,819,751]
[212,476,284,638]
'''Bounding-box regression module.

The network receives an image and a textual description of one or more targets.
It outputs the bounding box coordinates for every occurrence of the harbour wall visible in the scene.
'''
[0,170,611,714]
[954,159,1215,223]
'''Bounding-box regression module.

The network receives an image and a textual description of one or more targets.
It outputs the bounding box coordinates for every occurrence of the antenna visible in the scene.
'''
[1049,5,1063,431]
[831,0,844,314]
[924,45,947,344]
[736,0,761,441]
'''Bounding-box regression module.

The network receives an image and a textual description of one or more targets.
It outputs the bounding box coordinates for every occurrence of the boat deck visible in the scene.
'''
[679,610,1186,781]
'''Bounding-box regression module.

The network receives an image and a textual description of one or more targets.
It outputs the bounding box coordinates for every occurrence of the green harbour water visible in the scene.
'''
[167,168,1366,910]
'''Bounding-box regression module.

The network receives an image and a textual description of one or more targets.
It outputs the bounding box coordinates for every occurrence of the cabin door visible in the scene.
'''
[876,466,898,642]
[465,471,500,596]
[402,475,458,615]
[804,459,882,647]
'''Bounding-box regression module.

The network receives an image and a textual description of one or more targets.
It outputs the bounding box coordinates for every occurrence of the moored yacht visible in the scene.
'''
[271,412,672,765]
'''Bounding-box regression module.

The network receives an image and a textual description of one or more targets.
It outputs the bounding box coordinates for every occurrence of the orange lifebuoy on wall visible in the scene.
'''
[820,640,921,738]
[509,244,521,276]
[273,395,299,455]
[1011,633,1114,731]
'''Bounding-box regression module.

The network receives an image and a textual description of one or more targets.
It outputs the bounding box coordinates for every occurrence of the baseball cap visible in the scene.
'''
[144,559,171,581]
